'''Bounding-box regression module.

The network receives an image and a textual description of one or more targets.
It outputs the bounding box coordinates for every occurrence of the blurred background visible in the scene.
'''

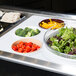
[0,0,76,13]
[0,0,75,76]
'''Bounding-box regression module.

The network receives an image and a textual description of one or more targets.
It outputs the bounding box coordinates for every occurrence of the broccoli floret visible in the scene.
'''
[25,32,32,37]
[35,29,40,34]
[24,27,29,31]
[31,32,36,36]
[24,27,32,32]
[19,30,27,37]
[28,28,32,32]
[25,29,37,37]
[15,28,23,35]
[30,30,36,36]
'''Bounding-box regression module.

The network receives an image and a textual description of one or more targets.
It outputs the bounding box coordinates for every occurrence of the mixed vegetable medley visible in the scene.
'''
[12,41,40,53]
[47,27,76,55]
[15,27,40,37]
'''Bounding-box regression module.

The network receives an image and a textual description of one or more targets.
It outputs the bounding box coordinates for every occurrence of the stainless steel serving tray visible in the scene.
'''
[0,11,26,36]
[1,6,76,76]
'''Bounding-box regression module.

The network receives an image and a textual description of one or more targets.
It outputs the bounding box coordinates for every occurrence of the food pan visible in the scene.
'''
[0,13,26,35]
[0,10,5,18]
[0,22,11,33]
[0,13,26,24]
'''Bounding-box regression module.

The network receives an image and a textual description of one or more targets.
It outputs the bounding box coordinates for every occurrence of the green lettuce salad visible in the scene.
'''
[47,27,76,55]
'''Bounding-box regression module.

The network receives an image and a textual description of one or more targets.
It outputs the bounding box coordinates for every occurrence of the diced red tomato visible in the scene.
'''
[18,48,23,53]
[27,42,33,47]
[25,42,28,46]
[19,44,23,48]
[22,45,26,49]
[12,45,17,51]
[37,45,40,49]
[19,41,24,45]
[12,41,40,53]
[23,50,27,53]
[25,46,31,52]
[17,44,20,48]
[31,47,36,51]
[32,44,37,47]
[18,41,24,47]
[32,44,37,49]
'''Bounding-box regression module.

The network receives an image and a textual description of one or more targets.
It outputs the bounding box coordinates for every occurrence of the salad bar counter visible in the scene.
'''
[1,6,76,76]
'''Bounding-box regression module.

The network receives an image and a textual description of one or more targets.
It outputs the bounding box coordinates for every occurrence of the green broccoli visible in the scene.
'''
[30,30,36,36]
[24,27,29,31]
[19,30,27,37]
[25,32,32,37]
[35,29,40,34]
[15,28,23,35]
[24,27,32,32]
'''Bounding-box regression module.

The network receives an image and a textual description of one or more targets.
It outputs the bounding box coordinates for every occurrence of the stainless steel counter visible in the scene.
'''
[0,6,76,76]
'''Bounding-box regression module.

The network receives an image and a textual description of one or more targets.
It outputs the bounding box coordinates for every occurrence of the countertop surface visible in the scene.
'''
[0,6,76,76]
